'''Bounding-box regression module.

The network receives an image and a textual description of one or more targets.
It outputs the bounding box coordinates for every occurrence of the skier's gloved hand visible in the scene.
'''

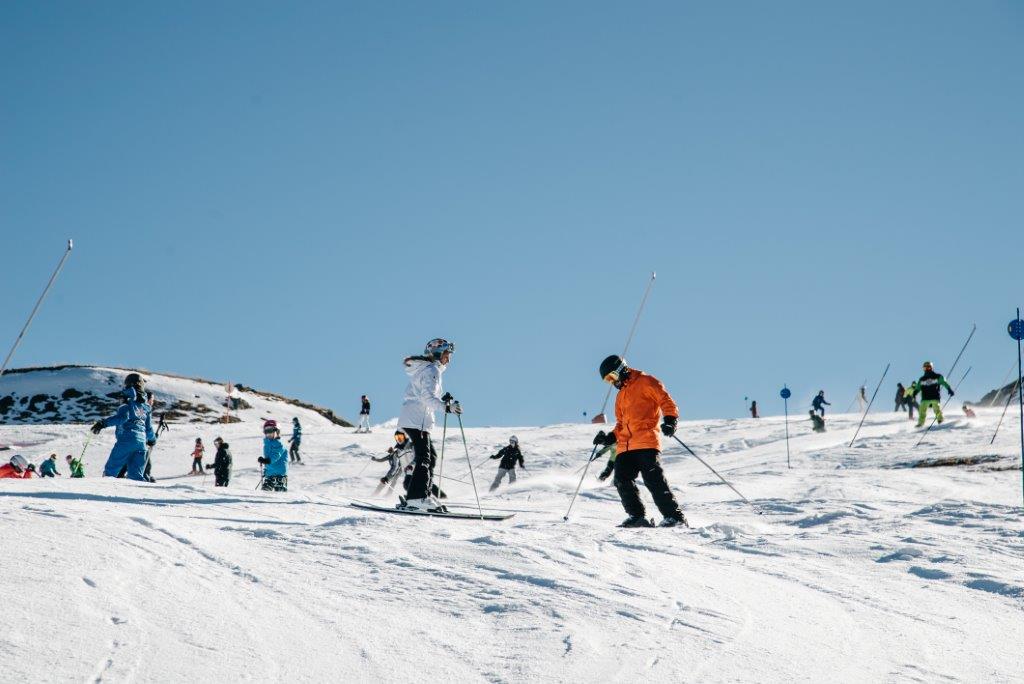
[593,431,607,446]
[441,392,454,403]
[380,477,388,484]
[90,420,105,435]
[593,431,616,446]
[146,440,156,447]
[661,416,678,437]
[26,464,36,473]
[257,456,270,465]
[598,465,613,481]
[452,401,463,415]
[948,390,955,397]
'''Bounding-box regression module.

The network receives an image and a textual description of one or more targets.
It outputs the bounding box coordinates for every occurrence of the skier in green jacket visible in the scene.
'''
[65,454,84,478]
[906,361,954,427]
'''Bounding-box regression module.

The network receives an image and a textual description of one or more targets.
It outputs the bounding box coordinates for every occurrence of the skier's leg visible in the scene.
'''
[917,401,931,427]
[405,429,435,500]
[489,469,503,492]
[637,450,683,519]
[508,468,516,485]
[612,451,646,518]
[103,443,132,478]
[125,446,148,481]
[934,402,944,424]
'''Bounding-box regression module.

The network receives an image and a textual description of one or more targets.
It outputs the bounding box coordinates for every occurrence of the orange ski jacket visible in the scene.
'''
[613,370,678,453]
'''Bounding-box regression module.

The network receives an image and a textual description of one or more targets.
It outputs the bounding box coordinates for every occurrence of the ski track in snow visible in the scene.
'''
[1,408,1023,682]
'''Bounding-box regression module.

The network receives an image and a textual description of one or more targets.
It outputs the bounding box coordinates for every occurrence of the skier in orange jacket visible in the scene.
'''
[593,355,687,528]
[0,455,35,479]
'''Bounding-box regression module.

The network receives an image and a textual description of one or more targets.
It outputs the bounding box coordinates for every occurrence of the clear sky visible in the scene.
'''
[2,2,1022,426]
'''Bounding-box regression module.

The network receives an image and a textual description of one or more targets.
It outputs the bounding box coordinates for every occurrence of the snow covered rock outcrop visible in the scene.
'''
[0,365,351,427]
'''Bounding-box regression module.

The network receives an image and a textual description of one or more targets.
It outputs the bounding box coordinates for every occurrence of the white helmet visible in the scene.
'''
[509,435,518,445]
[10,454,28,471]
[424,338,455,359]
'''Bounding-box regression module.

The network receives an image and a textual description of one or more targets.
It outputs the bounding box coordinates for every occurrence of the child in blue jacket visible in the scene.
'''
[258,420,289,492]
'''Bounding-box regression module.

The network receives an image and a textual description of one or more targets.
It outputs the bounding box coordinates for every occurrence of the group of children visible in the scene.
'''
[0,453,84,479]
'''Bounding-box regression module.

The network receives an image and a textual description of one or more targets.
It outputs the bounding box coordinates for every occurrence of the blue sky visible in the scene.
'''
[2,2,1021,426]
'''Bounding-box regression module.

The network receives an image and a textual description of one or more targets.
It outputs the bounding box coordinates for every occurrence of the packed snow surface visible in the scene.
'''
[2,408,1022,682]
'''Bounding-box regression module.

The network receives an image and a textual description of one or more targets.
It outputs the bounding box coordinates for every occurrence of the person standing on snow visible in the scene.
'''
[190,438,205,474]
[372,430,413,495]
[39,454,60,477]
[66,454,84,478]
[397,338,459,512]
[0,454,35,479]
[812,391,830,417]
[895,383,906,412]
[356,395,372,433]
[903,384,919,420]
[592,355,688,528]
[91,373,156,481]
[258,420,289,491]
[205,436,232,487]
[749,400,758,418]
[906,361,954,427]
[809,410,826,433]
[288,417,303,463]
[489,436,525,492]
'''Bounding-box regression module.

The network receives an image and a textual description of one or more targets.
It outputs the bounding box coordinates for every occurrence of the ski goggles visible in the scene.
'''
[603,370,621,384]
[263,427,280,436]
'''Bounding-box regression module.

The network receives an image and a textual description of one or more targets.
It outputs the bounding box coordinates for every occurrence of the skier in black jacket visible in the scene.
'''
[489,436,525,492]
[205,437,232,487]
[906,361,954,427]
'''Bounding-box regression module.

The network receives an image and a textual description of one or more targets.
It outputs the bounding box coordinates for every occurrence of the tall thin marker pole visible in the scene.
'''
[0,239,74,377]
[849,363,890,448]
[1009,309,1024,506]
[780,386,792,469]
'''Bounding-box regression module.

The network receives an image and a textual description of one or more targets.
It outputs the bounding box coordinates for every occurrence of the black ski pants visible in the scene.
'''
[404,428,438,500]
[613,449,682,520]
[289,440,301,462]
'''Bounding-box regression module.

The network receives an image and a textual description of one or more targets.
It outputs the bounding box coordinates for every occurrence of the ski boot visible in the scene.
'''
[658,514,689,528]
[618,515,655,528]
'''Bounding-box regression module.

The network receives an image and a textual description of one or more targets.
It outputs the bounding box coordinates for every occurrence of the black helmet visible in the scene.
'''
[599,355,627,381]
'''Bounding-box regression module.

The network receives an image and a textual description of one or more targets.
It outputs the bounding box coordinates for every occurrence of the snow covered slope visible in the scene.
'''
[1,408,1022,682]
[0,365,351,427]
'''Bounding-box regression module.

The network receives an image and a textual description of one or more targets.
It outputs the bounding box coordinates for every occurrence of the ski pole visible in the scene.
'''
[454,408,484,519]
[255,465,264,491]
[914,366,972,448]
[593,272,655,423]
[671,435,761,514]
[989,361,1019,445]
[848,363,890,448]
[563,444,600,521]
[844,380,867,414]
[436,410,449,501]
[0,239,73,378]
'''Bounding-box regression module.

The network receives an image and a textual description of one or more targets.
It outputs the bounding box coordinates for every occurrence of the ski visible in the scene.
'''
[350,501,514,521]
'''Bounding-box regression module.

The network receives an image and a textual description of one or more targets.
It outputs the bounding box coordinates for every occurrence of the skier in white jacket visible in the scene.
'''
[397,338,460,512]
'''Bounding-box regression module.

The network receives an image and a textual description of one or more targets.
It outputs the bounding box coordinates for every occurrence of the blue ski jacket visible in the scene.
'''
[102,389,155,445]
[290,420,302,443]
[262,438,288,476]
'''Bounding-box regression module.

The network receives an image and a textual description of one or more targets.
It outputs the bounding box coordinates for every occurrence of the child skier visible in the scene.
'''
[39,454,60,477]
[190,438,205,474]
[397,338,458,512]
[356,395,372,433]
[809,410,826,433]
[289,417,302,463]
[593,355,688,528]
[258,420,289,491]
[91,373,156,481]
[372,430,413,495]
[489,436,525,491]
[812,391,830,416]
[906,361,954,427]
[206,436,232,487]
[0,454,35,479]
[66,454,84,478]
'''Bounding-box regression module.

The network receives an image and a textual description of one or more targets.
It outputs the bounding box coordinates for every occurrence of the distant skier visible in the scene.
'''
[812,391,830,417]
[356,395,372,433]
[39,454,60,477]
[65,454,84,478]
[372,430,413,495]
[489,436,525,492]
[91,373,156,482]
[0,454,34,479]
[858,385,868,412]
[962,403,976,418]
[190,438,205,474]
[809,410,826,433]
[906,361,954,427]
[289,417,303,463]
[205,436,232,487]
[397,338,458,512]
[749,400,758,418]
[593,355,688,528]
[895,383,906,412]
[257,420,288,491]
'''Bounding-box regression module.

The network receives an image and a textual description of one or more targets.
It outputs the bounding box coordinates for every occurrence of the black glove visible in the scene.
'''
[593,431,606,446]
[380,477,388,485]
[598,465,613,481]
[948,390,955,397]
[661,416,678,437]
[257,456,270,465]
[593,431,615,446]
[451,401,463,415]
[91,420,105,435]
[146,440,156,447]
[26,464,36,473]
[205,464,213,470]
[441,392,454,403]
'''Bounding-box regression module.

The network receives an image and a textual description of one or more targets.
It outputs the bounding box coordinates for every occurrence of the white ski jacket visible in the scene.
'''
[398,358,448,433]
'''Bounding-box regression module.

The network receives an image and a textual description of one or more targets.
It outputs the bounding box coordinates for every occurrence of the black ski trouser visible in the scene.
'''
[214,470,230,487]
[289,440,301,462]
[613,448,682,520]
[404,428,437,500]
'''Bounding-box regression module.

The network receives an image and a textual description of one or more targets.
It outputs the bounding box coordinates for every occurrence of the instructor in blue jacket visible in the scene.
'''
[91,373,156,481]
